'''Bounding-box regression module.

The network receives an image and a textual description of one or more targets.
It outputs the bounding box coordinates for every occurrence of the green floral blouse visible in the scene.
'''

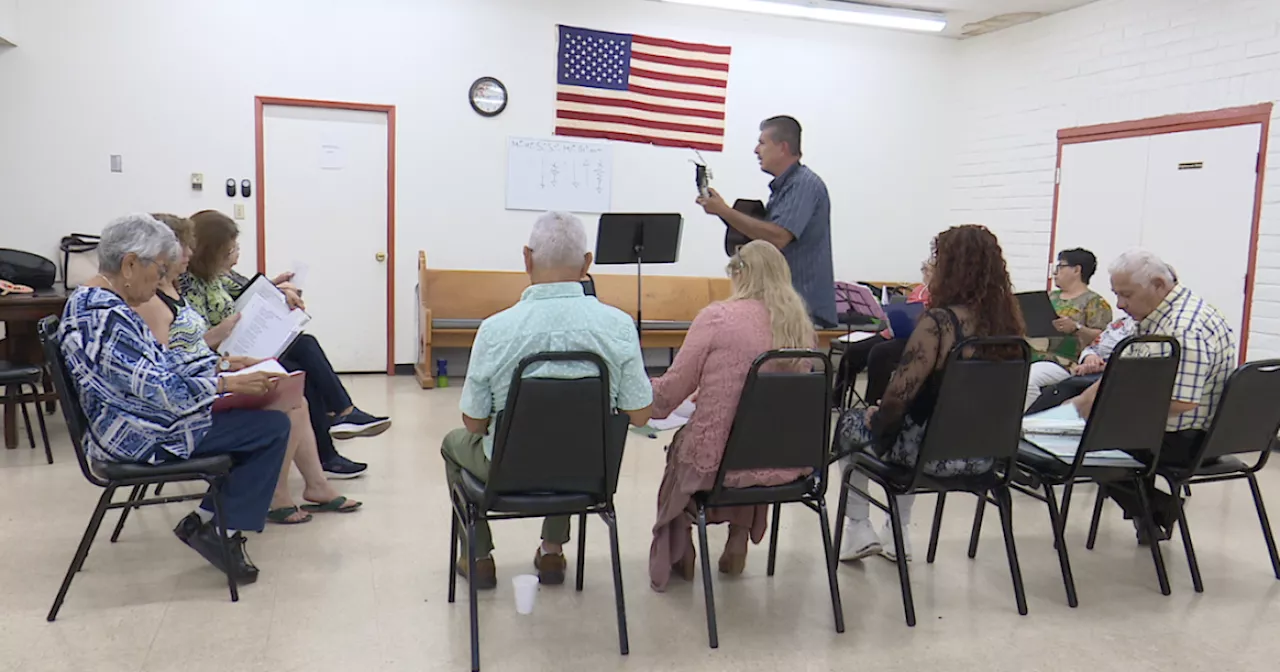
[176,272,246,327]
[1043,289,1113,365]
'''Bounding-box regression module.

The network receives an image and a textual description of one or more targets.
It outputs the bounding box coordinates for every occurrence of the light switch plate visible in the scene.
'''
[233,204,245,220]
[110,155,123,173]
[191,173,204,190]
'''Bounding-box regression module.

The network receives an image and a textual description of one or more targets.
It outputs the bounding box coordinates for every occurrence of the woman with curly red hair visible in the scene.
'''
[836,224,1025,562]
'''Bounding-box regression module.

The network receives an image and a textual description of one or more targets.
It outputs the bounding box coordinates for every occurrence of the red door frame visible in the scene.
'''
[255,96,398,374]
[1047,102,1274,360]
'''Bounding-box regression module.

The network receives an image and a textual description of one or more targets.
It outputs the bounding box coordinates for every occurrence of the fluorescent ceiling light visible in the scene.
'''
[657,0,947,33]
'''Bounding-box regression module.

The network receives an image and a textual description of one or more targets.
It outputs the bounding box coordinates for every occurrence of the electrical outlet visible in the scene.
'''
[191,173,204,191]
[233,204,245,220]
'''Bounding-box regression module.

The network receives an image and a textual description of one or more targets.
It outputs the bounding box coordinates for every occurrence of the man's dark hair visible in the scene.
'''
[1058,248,1098,283]
[760,116,802,157]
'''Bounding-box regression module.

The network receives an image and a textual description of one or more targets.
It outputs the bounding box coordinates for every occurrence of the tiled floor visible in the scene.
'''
[1,375,1278,671]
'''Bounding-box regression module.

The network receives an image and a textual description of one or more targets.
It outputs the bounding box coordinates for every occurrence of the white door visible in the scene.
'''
[1053,136,1150,310]
[262,105,390,372]
[1138,125,1260,344]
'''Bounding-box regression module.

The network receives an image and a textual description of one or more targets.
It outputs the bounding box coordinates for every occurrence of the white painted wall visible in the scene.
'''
[949,0,1280,358]
[0,0,956,364]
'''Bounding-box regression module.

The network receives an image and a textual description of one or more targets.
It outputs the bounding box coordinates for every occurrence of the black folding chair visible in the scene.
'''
[446,352,630,672]
[1011,335,1180,603]
[0,360,52,463]
[691,349,843,649]
[835,337,1032,627]
[1087,359,1280,592]
[38,317,240,622]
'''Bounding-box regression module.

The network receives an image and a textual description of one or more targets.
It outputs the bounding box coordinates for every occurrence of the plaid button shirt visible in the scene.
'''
[1134,285,1236,432]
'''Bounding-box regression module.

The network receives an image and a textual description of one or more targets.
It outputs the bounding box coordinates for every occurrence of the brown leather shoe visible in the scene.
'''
[456,556,497,590]
[533,549,566,585]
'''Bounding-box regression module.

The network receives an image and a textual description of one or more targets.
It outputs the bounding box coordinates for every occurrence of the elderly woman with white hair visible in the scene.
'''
[58,214,292,584]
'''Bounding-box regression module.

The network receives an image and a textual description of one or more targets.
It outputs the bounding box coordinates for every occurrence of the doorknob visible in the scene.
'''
[375,252,387,262]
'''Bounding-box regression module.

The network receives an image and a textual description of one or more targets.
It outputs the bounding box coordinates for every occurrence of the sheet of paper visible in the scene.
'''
[1022,404,1086,436]
[219,359,289,377]
[1021,434,1143,467]
[838,330,880,343]
[649,397,695,431]
[290,261,310,291]
[219,293,309,360]
[232,274,289,313]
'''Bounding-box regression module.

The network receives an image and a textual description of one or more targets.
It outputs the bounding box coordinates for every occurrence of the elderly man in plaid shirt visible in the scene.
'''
[1073,250,1235,543]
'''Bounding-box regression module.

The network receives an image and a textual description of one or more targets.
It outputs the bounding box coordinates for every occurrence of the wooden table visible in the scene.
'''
[1,288,68,449]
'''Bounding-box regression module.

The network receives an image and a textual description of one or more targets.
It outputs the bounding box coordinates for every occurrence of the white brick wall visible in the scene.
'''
[948,0,1280,358]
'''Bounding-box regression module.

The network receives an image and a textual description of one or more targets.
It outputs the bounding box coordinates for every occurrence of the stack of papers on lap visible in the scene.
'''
[650,398,695,431]
[219,292,310,360]
[1021,404,1086,437]
[213,358,306,412]
[1021,433,1144,467]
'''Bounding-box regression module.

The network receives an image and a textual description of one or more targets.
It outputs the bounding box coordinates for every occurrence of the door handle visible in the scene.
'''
[375,252,387,262]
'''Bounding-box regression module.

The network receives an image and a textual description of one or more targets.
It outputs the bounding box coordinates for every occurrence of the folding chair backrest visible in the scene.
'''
[486,352,627,502]
[916,337,1031,465]
[1197,360,1280,462]
[1078,335,1179,458]
[38,316,106,487]
[717,350,832,482]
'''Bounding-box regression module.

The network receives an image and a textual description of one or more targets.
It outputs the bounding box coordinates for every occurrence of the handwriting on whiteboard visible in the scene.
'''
[507,137,613,213]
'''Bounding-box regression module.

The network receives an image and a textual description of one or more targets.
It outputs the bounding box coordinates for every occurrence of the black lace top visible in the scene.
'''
[869,306,972,444]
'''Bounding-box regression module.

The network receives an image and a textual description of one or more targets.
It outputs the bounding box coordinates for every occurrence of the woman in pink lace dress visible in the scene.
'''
[648,241,816,592]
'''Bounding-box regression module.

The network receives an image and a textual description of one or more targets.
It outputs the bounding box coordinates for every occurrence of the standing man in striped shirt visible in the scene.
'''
[697,116,838,327]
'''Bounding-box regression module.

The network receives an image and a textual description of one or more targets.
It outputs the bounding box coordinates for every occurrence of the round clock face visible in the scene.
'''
[469,77,508,117]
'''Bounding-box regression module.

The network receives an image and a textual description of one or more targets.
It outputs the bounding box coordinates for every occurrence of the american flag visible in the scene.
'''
[555,25,730,153]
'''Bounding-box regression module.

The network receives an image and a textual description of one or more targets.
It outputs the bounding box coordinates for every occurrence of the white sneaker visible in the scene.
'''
[880,522,913,562]
[838,519,883,561]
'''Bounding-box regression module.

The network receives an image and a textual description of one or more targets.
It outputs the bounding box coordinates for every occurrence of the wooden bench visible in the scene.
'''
[414,251,845,388]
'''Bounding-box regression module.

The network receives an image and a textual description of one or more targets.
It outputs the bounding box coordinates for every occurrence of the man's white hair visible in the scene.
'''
[528,212,588,270]
[1108,248,1176,286]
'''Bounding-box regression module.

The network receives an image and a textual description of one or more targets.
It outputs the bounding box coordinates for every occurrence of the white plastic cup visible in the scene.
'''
[512,574,538,615]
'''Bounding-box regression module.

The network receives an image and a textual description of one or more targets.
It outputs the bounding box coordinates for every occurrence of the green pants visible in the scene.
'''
[441,428,571,557]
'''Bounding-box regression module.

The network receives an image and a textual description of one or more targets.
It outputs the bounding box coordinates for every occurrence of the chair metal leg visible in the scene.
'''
[18,389,36,449]
[47,488,114,622]
[208,483,240,603]
[448,506,459,604]
[994,488,1028,616]
[967,494,985,559]
[466,507,481,672]
[1086,485,1106,550]
[154,483,165,496]
[1183,484,1192,498]
[27,383,52,464]
[604,509,629,655]
[696,505,718,649]
[1043,483,1078,608]
[576,511,588,592]
[833,478,850,559]
[1061,481,1075,527]
[887,493,916,627]
[927,492,946,564]
[817,498,845,633]
[109,484,145,543]
[1173,488,1203,593]
[1135,479,1171,596]
[767,502,781,577]
[1247,473,1280,580]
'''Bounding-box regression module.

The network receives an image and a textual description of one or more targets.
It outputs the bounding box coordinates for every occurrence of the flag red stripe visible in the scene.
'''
[627,83,725,104]
[556,92,725,120]
[556,110,722,136]
[631,66,726,88]
[632,34,732,56]
[630,51,730,72]
[557,126,724,152]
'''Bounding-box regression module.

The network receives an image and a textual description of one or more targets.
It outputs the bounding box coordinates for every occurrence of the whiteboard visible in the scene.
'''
[506,137,613,213]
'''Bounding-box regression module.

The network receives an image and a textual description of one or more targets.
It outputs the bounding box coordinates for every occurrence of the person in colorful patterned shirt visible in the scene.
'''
[443,212,653,590]
[1073,250,1235,543]
[59,214,290,583]
[1025,248,1113,408]
[179,209,389,480]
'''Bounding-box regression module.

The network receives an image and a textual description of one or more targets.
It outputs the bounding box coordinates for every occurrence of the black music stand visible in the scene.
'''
[595,213,683,334]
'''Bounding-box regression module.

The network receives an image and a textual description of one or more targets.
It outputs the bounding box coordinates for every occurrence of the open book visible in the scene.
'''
[219,279,311,359]
[212,359,306,412]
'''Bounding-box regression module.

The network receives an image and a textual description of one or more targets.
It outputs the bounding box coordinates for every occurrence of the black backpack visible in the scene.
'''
[0,249,57,290]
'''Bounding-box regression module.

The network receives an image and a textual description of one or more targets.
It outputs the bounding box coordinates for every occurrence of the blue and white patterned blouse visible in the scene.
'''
[59,287,219,464]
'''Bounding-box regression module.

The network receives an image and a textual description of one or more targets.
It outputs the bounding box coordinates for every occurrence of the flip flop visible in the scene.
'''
[300,496,362,513]
[267,506,313,525]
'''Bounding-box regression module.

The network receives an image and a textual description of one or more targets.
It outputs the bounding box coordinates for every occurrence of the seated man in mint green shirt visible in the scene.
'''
[443,212,653,590]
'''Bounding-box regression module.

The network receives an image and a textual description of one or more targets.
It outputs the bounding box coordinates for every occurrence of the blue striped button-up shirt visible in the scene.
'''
[767,163,837,326]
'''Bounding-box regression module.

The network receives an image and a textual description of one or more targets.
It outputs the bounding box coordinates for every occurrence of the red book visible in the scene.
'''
[212,359,306,413]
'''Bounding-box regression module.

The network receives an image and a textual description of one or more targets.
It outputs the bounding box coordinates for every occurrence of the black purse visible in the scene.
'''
[0,249,57,290]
